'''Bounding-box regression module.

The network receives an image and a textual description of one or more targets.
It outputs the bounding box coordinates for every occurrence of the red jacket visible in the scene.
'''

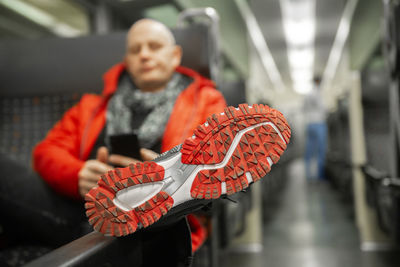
[33,63,226,199]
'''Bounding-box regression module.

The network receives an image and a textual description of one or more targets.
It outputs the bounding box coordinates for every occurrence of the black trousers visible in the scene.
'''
[0,153,192,266]
[0,153,89,247]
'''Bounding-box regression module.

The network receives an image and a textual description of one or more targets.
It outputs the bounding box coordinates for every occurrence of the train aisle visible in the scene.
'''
[221,159,400,267]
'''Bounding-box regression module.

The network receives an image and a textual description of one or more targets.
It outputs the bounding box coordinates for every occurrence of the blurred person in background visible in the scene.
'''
[303,76,327,182]
[0,18,226,266]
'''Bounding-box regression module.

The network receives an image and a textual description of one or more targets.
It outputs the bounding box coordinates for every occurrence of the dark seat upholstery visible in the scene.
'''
[325,96,353,204]
[360,59,400,243]
[362,68,391,174]
[0,94,81,166]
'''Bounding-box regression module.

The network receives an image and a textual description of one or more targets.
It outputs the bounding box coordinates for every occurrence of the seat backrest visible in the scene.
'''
[361,68,390,173]
[0,24,211,97]
[219,80,246,106]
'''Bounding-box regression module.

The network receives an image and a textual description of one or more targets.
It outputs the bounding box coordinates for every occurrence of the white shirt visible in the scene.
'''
[303,86,326,124]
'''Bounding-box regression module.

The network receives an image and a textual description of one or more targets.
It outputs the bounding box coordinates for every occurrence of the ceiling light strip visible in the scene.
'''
[281,0,316,47]
[0,0,83,37]
[234,0,285,91]
[280,0,316,94]
[321,0,359,90]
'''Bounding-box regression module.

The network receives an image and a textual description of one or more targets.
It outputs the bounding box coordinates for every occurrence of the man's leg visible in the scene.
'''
[0,153,89,247]
[317,123,327,180]
[142,217,192,267]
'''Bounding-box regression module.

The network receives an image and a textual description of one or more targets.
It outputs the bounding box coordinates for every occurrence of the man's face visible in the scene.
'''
[125,21,181,92]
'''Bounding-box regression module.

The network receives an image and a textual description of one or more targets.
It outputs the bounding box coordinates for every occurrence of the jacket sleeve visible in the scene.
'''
[32,101,85,199]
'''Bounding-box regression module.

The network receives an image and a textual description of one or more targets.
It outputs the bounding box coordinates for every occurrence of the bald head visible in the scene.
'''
[127,19,176,47]
[124,19,182,92]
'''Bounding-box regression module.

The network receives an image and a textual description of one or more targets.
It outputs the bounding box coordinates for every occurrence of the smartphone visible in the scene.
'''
[108,133,141,160]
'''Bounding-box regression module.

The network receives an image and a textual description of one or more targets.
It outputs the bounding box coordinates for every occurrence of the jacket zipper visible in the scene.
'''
[79,96,110,160]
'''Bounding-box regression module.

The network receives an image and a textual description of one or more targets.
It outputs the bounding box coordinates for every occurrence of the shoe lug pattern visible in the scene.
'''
[181,104,291,200]
[85,161,170,237]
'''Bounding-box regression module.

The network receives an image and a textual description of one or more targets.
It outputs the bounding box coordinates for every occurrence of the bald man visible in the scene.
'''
[19,18,225,263]
[34,18,226,198]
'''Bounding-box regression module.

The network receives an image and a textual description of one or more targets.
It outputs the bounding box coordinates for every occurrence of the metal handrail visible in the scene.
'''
[24,232,118,267]
[361,164,400,189]
[361,164,389,181]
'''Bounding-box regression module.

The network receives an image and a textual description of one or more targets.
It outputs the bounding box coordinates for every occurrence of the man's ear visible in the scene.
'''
[172,45,182,68]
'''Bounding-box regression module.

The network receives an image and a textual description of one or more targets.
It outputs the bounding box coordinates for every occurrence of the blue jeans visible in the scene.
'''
[305,123,327,180]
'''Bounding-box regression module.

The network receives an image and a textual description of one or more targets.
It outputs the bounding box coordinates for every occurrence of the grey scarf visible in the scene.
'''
[106,72,192,148]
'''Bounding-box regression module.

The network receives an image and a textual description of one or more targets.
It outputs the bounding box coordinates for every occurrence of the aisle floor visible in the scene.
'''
[220,160,400,267]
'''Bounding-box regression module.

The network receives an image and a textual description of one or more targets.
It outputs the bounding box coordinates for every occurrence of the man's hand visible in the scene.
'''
[78,147,159,197]
[78,147,113,197]
[140,148,159,161]
[108,148,159,166]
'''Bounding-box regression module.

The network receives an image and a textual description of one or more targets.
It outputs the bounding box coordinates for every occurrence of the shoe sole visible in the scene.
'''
[85,104,291,236]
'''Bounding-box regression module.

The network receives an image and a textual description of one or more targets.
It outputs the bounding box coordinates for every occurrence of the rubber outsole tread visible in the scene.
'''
[85,161,170,237]
[181,104,290,165]
[85,103,291,237]
[182,104,290,199]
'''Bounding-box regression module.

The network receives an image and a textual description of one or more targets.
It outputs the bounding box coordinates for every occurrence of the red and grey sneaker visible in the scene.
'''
[85,104,291,236]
